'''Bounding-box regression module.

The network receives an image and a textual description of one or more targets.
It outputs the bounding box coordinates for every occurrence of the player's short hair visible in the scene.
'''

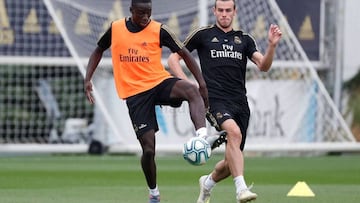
[214,0,236,9]
[131,0,151,5]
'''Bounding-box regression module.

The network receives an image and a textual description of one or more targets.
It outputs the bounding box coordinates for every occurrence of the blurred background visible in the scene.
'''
[0,0,359,155]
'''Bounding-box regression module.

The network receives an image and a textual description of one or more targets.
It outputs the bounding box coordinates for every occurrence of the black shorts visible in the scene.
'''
[207,98,250,150]
[126,78,182,137]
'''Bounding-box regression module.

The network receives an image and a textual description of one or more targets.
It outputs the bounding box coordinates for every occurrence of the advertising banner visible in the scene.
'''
[104,79,316,151]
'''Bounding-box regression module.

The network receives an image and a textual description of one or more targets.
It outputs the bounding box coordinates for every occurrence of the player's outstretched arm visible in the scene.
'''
[84,46,104,104]
[252,24,282,72]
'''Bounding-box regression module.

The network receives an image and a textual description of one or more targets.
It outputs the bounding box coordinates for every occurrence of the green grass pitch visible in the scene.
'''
[0,153,359,203]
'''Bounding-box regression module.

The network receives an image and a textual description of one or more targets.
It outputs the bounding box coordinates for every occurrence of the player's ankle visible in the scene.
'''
[196,127,207,138]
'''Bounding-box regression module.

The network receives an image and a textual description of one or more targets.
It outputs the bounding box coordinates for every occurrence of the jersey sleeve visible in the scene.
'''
[183,28,203,52]
[244,33,259,58]
[160,24,184,53]
[97,26,112,50]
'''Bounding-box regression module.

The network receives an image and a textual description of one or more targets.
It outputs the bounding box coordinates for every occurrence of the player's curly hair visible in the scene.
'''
[131,0,151,5]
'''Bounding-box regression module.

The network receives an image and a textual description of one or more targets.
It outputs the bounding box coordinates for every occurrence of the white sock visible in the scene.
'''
[196,127,207,138]
[149,185,160,196]
[204,174,216,190]
[234,176,247,194]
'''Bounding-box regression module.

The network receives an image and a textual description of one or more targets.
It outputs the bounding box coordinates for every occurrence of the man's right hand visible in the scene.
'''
[84,80,95,104]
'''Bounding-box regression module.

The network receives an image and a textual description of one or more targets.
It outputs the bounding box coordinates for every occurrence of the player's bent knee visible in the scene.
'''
[184,84,201,99]
[226,129,242,141]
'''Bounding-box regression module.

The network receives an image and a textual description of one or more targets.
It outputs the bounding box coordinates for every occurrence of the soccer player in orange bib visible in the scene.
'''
[84,0,210,202]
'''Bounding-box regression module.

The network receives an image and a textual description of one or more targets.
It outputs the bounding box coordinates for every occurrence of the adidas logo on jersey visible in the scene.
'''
[211,37,219,42]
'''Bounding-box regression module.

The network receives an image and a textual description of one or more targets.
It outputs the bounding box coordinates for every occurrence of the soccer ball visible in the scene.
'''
[182,137,211,166]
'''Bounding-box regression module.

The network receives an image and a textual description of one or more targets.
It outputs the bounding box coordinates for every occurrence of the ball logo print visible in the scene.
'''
[182,137,211,165]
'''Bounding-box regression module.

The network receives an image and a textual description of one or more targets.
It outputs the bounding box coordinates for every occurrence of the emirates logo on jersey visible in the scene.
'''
[210,44,243,60]
[119,48,150,62]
